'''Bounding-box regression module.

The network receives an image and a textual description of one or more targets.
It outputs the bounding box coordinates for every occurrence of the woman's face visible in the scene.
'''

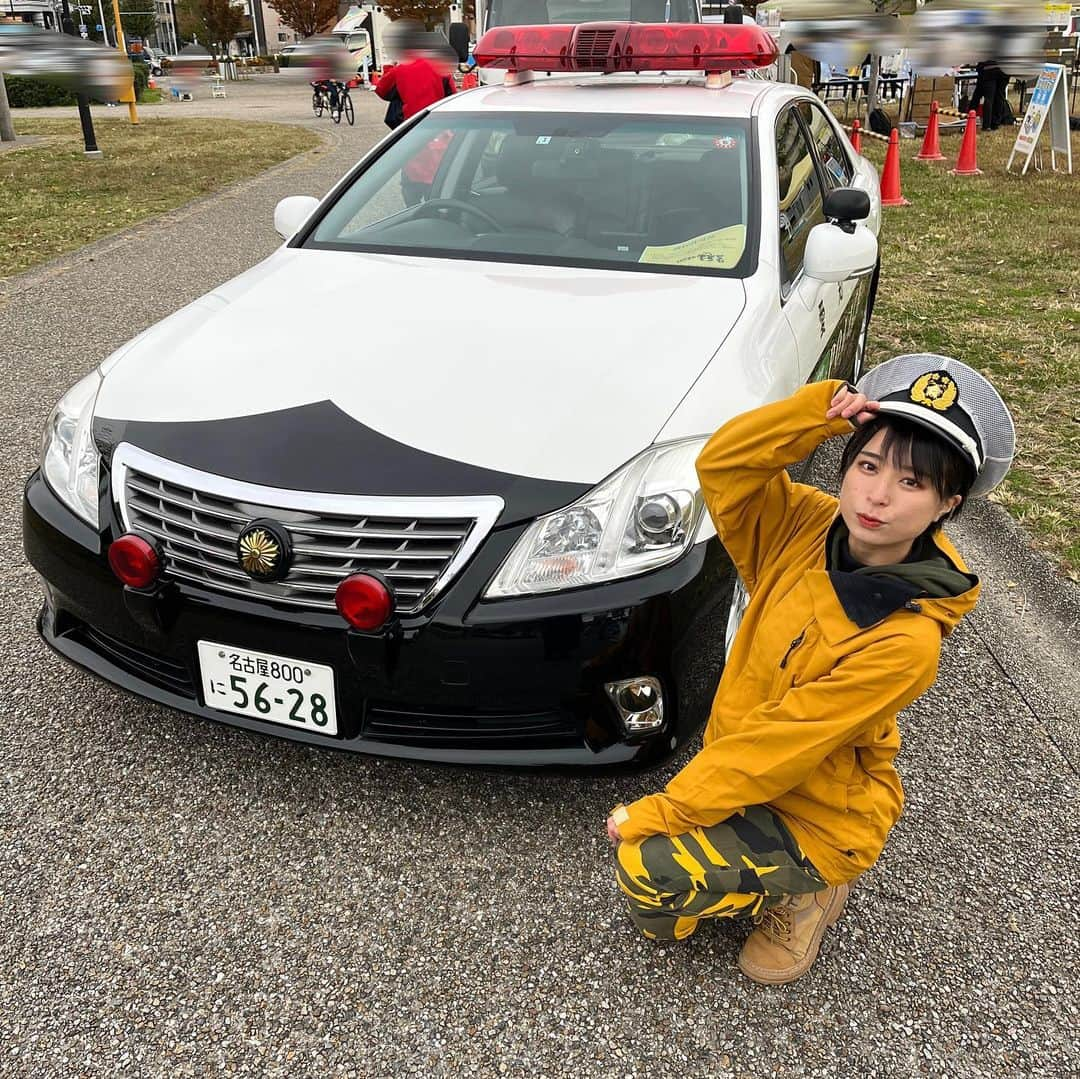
[838,428,962,565]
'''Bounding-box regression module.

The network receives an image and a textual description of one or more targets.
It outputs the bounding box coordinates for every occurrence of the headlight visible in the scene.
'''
[41,370,102,528]
[485,438,707,598]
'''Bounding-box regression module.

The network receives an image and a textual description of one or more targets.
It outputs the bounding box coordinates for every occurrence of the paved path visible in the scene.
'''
[2,79,1078,1079]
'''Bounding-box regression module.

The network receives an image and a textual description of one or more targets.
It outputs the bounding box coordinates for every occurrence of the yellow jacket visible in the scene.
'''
[618,379,980,884]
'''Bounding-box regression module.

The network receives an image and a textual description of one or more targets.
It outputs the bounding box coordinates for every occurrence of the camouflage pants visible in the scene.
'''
[614,805,827,941]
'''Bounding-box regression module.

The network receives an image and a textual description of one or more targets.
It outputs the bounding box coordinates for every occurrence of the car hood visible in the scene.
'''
[95,248,744,506]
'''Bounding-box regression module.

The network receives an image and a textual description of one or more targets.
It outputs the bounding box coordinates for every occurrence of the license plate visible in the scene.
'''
[197,641,338,736]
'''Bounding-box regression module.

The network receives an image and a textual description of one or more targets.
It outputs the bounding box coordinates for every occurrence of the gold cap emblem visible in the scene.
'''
[910,371,959,412]
[239,528,280,576]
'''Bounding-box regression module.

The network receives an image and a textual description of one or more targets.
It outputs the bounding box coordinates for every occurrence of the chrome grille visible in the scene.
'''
[113,444,503,615]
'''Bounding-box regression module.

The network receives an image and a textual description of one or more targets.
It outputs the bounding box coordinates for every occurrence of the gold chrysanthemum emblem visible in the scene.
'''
[910,371,958,412]
[239,528,279,575]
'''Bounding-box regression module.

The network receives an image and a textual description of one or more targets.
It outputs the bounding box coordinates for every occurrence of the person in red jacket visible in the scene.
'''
[375,22,455,125]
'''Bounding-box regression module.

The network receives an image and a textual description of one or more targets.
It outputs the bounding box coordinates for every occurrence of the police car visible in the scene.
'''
[24,21,882,769]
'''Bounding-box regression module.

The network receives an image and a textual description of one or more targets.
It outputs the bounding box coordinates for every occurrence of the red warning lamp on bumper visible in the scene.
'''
[108,533,162,590]
[474,21,779,75]
[335,572,396,631]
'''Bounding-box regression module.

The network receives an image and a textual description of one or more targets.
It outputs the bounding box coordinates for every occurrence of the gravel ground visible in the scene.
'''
[2,78,1079,1079]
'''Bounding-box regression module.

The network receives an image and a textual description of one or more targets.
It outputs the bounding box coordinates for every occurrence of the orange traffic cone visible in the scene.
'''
[880,129,911,207]
[950,110,982,176]
[850,118,862,154]
[915,100,946,161]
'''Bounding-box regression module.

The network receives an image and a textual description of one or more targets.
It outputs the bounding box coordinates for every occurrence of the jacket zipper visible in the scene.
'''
[779,628,809,670]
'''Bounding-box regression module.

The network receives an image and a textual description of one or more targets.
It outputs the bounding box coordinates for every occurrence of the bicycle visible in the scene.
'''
[310,80,355,125]
[311,80,331,118]
[331,80,355,126]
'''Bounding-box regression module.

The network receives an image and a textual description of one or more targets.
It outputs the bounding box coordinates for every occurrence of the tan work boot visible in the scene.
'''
[737,884,850,985]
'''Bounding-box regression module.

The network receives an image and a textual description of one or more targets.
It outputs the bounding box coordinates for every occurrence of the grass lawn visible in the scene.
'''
[0,115,319,280]
[858,122,1080,580]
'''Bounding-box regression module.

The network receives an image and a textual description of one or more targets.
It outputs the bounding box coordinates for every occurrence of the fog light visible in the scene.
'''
[335,571,395,631]
[604,676,664,735]
[108,533,162,590]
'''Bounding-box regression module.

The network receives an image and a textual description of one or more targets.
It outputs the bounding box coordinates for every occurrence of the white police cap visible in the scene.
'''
[856,354,1015,498]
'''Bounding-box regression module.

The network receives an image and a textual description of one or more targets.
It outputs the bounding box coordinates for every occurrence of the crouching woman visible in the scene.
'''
[607,354,1014,985]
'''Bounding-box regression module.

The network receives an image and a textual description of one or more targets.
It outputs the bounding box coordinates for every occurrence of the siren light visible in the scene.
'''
[474,22,779,75]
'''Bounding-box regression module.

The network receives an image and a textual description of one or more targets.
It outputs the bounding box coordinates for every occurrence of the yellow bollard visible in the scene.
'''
[110,0,139,125]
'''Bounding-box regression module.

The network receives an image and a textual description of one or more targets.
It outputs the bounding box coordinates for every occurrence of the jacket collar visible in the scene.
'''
[805,569,919,646]
[807,516,979,645]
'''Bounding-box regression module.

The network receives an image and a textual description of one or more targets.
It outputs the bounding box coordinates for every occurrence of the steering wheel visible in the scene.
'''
[412,198,504,233]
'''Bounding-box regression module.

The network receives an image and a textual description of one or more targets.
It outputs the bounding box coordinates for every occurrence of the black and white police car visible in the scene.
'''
[24,20,882,769]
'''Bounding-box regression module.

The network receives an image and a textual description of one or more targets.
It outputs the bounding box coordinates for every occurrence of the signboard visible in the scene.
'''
[1045,3,1071,25]
[1007,64,1073,176]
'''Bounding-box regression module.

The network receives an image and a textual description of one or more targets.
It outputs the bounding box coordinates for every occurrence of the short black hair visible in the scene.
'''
[839,414,975,533]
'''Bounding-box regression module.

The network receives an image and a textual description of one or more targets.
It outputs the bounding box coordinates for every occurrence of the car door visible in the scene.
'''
[774,103,846,385]
[797,99,875,383]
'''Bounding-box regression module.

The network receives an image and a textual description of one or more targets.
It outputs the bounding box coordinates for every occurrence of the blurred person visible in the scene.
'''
[606,356,1014,986]
[375,20,456,127]
[967,59,1012,131]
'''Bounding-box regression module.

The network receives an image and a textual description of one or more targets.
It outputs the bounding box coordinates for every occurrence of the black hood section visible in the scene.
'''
[827,571,924,630]
[94,401,591,527]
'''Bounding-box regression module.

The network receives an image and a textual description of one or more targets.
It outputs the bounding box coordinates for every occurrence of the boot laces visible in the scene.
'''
[756,901,794,944]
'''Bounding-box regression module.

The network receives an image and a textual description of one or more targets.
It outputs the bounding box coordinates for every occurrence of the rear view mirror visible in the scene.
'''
[803,221,878,283]
[274,195,319,240]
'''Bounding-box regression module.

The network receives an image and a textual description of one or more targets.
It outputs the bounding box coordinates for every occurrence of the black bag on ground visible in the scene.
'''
[868,108,891,136]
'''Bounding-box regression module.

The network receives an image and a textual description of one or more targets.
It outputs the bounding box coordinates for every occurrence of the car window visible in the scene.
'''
[798,101,854,190]
[775,106,825,290]
[307,113,754,277]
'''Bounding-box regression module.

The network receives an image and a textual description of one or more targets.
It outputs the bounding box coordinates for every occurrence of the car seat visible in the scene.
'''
[478,136,583,235]
[645,149,745,246]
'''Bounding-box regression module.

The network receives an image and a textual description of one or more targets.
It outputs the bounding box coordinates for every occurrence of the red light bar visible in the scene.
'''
[474,22,779,75]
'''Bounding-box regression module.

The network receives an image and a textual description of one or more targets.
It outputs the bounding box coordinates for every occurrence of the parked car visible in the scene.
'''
[127,49,162,77]
[24,21,881,770]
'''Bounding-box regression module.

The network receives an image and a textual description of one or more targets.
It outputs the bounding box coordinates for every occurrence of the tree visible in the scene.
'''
[380,0,451,31]
[99,0,161,46]
[176,0,249,56]
[265,0,341,39]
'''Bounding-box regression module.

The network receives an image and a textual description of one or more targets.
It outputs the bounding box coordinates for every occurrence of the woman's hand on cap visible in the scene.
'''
[827,386,880,426]
[606,816,622,845]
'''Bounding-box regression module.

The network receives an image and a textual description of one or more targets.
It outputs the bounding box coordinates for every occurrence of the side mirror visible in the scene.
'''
[274,195,319,240]
[822,187,871,233]
[803,221,878,284]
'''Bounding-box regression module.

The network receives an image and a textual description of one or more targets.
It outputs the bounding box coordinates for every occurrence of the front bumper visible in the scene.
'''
[23,471,732,770]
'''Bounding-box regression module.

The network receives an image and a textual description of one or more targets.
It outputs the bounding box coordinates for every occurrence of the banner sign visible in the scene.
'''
[1007,64,1072,175]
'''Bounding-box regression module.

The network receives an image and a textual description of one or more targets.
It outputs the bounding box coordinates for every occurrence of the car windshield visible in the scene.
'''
[487,0,700,28]
[306,112,753,276]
